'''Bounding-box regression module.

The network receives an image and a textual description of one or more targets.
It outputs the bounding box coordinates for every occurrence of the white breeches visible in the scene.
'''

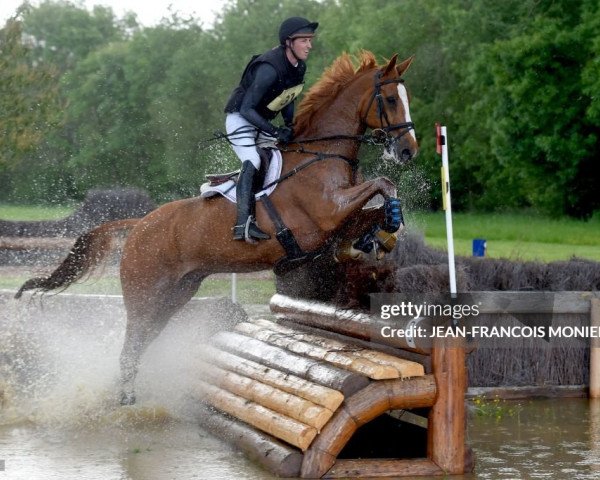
[225,113,276,169]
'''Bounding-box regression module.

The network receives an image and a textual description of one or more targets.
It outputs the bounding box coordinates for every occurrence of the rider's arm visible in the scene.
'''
[240,63,279,136]
[281,102,294,128]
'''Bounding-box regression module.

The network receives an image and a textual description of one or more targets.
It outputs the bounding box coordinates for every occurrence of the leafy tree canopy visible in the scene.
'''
[1,0,598,218]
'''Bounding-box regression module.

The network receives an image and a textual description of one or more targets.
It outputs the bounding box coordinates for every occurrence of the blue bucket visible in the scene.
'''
[472,238,487,257]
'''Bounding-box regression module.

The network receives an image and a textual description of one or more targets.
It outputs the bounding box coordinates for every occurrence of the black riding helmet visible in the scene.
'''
[279,16,319,45]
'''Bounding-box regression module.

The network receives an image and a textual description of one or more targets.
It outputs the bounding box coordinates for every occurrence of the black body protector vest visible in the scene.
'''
[224,46,306,120]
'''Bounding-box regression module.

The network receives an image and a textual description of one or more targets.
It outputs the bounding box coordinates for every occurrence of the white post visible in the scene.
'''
[437,124,457,298]
[231,273,238,303]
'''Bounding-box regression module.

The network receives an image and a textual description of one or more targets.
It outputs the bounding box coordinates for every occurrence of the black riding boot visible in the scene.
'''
[232,161,271,242]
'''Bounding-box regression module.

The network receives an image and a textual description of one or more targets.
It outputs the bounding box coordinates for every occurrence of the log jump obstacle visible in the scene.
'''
[195,293,471,478]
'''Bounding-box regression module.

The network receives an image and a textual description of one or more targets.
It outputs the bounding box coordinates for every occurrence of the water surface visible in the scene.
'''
[1,292,599,479]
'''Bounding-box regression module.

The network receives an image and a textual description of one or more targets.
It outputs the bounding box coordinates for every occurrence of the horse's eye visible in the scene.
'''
[386,96,397,106]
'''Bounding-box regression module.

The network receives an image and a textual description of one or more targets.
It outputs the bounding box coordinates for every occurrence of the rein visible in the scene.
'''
[211,70,415,190]
[259,150,356,193]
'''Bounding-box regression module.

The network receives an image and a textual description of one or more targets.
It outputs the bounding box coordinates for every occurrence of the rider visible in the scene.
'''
[224,16,318,242]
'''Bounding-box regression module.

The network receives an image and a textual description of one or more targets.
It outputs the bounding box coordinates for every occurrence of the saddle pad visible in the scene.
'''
[199,150,282,203]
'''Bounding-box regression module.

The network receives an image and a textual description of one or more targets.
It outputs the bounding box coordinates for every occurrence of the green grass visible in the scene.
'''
[0,204,75,221]
[1,204,599,263]
[406,211,600,262]
[197,277,275,304]
[0,272,275,305]
[0,204,278,301]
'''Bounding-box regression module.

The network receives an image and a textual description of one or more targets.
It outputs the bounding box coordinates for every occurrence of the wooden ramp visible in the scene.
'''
[195,294,470,478]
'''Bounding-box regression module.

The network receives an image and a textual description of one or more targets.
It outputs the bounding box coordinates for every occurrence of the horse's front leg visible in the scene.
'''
[326,176,397,229]
[328,179,404,262]
[334,206,403,262]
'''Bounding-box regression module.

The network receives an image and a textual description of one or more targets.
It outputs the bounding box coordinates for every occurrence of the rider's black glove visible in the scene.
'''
[276,126,294,144]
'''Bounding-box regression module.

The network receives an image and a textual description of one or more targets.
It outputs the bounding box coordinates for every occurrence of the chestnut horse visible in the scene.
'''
[16,51,418,405]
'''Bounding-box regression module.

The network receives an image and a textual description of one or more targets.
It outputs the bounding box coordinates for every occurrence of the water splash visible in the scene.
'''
[0,293,125,428]
[203,139,238,175]
[0,292,229,430]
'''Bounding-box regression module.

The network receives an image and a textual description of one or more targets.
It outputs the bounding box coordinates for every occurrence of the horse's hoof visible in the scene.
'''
[334,240,365,262]
[120,392,136,406]
[374,229,398,253]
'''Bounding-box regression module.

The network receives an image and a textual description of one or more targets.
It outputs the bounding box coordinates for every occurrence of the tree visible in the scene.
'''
[456,0,600,216]
[0,17,60,169]
[0,1,136,203]
[62,23,205,197]
[150,35,234,197]
[2,0,598,216]
[21,0,132,73]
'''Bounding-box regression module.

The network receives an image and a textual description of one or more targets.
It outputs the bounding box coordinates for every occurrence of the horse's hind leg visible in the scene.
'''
[119,271,206,405]
[119,317,160,405]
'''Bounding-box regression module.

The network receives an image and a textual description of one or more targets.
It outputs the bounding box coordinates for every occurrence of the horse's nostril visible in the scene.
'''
[401,149,412,160]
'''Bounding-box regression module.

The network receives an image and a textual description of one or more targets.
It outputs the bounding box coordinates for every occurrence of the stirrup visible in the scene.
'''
[232,216,270,243]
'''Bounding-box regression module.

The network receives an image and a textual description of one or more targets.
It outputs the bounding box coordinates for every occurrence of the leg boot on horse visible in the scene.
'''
[232,160,271,243]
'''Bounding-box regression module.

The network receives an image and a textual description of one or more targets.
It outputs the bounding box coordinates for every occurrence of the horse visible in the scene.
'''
[15,50,419,405]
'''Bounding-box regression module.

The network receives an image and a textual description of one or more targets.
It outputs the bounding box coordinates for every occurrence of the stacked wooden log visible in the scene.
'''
[194,294,469,478]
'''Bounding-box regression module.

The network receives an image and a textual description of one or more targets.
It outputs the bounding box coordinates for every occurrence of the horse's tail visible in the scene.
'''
[14,218,139,299]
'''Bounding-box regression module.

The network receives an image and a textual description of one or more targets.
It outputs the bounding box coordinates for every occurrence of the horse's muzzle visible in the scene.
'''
[401,148,415,163]
[383,141,418,164]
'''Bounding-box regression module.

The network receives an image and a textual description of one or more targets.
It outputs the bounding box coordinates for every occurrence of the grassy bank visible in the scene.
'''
[1,205,598,300]
[0,204,75,221]
[406,211,600,262]
[2,204,599,262]
[0,272,276,305]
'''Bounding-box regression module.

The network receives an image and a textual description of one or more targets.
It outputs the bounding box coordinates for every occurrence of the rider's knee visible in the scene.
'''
[241,156,261,170]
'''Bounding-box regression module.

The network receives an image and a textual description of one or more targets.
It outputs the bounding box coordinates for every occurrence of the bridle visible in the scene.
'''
[362,71,415,149]
[279,70,414,147]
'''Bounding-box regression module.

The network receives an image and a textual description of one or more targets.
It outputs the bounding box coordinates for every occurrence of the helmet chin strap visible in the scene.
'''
[286,39,301,64]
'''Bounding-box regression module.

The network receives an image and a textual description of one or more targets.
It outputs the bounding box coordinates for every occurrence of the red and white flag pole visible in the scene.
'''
[436,123,457,298]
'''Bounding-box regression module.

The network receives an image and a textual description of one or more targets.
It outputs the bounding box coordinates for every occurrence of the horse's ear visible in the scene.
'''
[396,56,414,77]
[382,54,398,76]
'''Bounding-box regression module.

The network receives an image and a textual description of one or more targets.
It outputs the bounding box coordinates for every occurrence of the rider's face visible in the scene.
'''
[288,37,313,61]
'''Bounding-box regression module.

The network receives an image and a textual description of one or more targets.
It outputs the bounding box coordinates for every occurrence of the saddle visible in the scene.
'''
[202,147,312,274]
[205,148,273,187]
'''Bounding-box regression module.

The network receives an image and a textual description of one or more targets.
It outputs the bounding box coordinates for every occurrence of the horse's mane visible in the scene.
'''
[295,50,379,134]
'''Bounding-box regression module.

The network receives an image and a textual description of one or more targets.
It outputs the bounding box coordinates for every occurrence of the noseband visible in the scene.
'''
[363,72,415,148]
